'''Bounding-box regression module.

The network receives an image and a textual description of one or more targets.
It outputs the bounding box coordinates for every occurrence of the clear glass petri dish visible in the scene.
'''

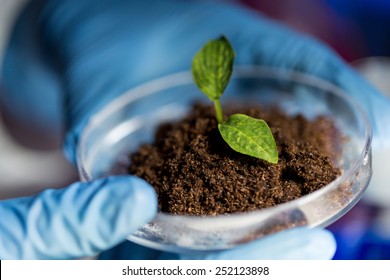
[77,66,372,253]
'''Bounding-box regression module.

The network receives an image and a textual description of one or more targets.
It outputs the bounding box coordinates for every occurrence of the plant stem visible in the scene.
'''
[214,99,224,124]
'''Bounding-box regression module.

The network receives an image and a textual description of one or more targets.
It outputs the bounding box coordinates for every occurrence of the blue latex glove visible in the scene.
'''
[2,0,389,259]
[0,176,157,259]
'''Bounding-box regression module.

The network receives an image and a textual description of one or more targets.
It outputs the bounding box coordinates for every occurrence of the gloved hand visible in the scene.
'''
[0,180,334,259]
[0,176,157,259]
[2,0,389,260]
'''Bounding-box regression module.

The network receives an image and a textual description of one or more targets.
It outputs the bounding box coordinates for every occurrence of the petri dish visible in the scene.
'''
[77,66,372,253]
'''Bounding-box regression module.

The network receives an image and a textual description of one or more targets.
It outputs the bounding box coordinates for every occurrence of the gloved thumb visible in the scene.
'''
[0,176,157,259]
[177,227,336,260]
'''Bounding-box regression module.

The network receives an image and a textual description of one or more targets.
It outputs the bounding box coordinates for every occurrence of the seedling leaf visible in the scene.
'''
[192,36,235,101]
[218,114,278,163]
[192,36,278,164]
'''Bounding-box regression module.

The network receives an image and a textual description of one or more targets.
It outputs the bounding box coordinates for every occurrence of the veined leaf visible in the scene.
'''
[218,114,278,163]
[192,36,235,101]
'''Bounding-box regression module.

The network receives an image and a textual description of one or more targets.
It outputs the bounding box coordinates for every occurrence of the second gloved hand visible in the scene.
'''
[0,176,157,259]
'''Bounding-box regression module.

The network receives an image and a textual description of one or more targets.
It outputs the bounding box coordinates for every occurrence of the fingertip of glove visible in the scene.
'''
[305,227,336,259]
[101,176,158,225]
[259,227,336,260]
[68,176,158,255]
[200,227,336,260]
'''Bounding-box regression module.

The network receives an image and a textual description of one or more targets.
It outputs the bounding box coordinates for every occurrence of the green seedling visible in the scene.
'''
[192,36,278,164]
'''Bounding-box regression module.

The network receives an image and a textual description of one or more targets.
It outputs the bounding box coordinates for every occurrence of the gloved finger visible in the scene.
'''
[0,176,157,259]
[175,228,336,260]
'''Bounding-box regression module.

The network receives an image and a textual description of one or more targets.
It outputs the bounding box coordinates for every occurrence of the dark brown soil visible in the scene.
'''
[127,102,342,216]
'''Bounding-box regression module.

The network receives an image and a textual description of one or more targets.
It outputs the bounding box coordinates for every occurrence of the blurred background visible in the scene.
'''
[0,0,77,200]
[0,0,389,259]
